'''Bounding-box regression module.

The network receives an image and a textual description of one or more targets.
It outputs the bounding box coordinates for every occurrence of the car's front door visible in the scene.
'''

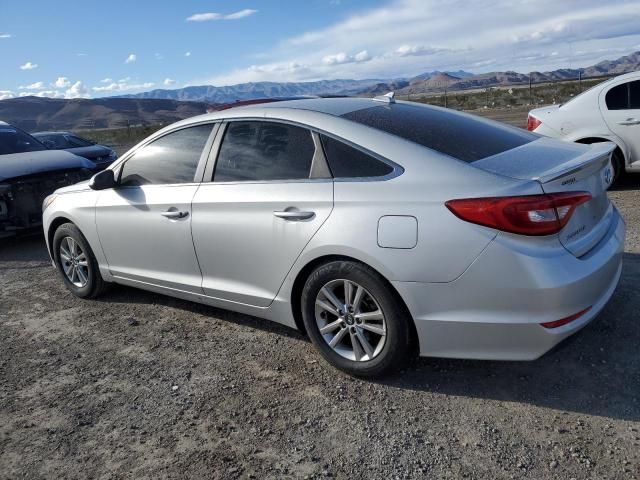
[601,79,640,164]
[191,120,334,307]
[95,123,216,293]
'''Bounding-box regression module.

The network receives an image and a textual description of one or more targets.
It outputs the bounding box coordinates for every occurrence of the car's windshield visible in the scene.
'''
[0,126,46,155]
[67,135,94,147]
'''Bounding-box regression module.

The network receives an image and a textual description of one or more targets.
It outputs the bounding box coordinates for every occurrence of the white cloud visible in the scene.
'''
[224,9,258,20]
[77,53,88,57]
[354,50,372,62]
[186,9,257,21]
[395,44,444,57]
[19,90,64,99]
[323,50,372,65]
[0,90,15,100]
[92,80,155,93]
[54,77,71,88]
[125,53,137,64]
[19,62,38,70]
[163,78,176,86]
[185,51,192,57]
[100,78,113,83]
[155,53,164,60]
[19,81,45,90]
[200,0,640,85]
[322,52,350,65]
[65,81,90,99]
[0,33,12,39]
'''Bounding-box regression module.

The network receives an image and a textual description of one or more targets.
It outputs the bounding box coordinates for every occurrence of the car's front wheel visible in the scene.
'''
[301,260,414,377]
[52,223,107,298]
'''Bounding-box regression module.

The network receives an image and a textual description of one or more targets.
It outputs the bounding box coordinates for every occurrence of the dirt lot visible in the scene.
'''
[1,176,639,479]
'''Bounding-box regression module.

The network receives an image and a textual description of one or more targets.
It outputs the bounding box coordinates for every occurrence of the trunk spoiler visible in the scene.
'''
[533,142,614,184]
[472,137,615,184]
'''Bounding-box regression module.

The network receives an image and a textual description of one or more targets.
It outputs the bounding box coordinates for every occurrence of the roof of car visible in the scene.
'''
[235,97,381,116]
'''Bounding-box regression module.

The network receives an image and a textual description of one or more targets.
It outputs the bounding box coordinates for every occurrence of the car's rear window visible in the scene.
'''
[341,103,535,162]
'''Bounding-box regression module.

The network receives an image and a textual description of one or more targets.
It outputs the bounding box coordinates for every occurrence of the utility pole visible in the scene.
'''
[444,87,448,108]
[529,74,533,105]
[578,71,582,92]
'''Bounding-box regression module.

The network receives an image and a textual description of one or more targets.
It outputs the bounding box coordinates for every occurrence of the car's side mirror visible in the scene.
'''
[89,169,117,190]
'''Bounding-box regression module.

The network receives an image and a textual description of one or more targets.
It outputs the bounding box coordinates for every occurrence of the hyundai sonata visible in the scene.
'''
[42,96,625,377]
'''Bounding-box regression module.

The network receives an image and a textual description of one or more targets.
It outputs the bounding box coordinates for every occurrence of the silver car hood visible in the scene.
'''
[0,150,96,182]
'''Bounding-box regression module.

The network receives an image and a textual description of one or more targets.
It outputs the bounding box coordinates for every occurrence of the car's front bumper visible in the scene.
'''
[394,207,626,360]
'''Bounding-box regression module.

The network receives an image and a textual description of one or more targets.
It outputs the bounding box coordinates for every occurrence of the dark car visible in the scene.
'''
[0,121,96,238]
[33,131,117,170]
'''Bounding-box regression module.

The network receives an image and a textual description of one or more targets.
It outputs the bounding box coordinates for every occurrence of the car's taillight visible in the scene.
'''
[527,115,542,131]
[540,307,592,329]
[445,192,592,236]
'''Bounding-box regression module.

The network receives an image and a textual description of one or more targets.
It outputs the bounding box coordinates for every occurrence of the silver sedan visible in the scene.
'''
[42,97,625,377]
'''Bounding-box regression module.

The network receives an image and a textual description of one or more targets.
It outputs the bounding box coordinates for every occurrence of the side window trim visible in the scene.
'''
[310,132,332,179]
[115,122,219,187]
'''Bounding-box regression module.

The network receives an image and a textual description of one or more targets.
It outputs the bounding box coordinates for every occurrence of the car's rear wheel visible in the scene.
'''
[53,223,107,298]
[301,260,413,377]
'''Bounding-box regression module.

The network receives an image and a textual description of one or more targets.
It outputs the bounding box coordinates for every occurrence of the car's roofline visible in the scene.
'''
[110,99,509,189]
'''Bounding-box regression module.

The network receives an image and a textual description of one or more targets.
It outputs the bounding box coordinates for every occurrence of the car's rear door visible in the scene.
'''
[600,79,640,163]
[191,120,333,307]
[95,123,216,292]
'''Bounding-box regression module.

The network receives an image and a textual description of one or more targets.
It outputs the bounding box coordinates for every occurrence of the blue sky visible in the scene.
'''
[1,0,640,100]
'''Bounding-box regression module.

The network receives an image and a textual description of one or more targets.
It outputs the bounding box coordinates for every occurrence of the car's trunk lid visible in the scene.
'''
[473,137,615,257]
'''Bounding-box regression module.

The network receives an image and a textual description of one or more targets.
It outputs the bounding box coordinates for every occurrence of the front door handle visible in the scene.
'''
[161,210,189,219]
[273,210,315,221]
[617,118,640,126]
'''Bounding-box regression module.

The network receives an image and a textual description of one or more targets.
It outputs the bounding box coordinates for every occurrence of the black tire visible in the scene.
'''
[52,222,108,299]
[611,148,625,185]
[301,260,414,378]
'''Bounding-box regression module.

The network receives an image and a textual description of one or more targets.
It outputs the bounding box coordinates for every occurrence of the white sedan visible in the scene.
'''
[528,71,640,183]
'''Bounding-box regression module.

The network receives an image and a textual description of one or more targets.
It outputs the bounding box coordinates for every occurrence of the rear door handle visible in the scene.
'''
[161,210,189,219]
[617,118,640,126]
[273,210,315,221]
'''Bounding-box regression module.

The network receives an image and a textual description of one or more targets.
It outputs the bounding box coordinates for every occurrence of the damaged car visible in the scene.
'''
[32,131,117,170]
[0,121,96,238]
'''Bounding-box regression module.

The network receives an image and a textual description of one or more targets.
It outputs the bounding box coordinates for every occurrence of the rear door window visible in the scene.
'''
[605,83,629,110]
[213,121,315,182]
[629,81,640,109]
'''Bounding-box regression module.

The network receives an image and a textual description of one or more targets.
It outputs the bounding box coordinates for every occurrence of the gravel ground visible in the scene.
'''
[1,177,639,479]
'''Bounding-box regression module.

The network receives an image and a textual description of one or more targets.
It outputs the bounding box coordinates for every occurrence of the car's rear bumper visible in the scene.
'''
[393,207,626,360]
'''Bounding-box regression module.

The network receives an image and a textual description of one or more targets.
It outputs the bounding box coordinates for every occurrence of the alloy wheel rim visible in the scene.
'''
[314,279,387,362]
[59,236,89,288]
